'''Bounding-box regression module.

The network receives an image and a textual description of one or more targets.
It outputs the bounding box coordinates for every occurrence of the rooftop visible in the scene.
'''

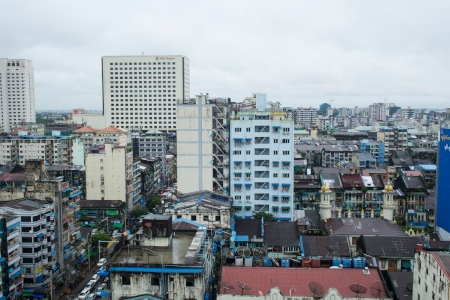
[387,271,413,300]
[301,235,351,257]
[325,218,406,236]
[219,266,388,298]
[264,222,298,247]
[111,233,193,265]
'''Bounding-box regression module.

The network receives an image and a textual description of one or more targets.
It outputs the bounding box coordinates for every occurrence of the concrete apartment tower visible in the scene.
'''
[230,94,294,221]
[0,59,36,133]
[85,143,134,210]
[101,55,189,132]
[176,95,231,194]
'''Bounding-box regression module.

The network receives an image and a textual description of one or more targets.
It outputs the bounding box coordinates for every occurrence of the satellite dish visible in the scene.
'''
[349,283,368,296]
[252,247,266,258]
[308,282,325,298]
[220,282,234,294]
[236,282,251,295]
[236,246,251,257]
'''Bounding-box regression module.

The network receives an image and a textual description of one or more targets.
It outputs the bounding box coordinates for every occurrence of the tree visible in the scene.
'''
[92,233,112,247]
[133,207,148,217]
[146,197,162,210]
[252,211,276,221]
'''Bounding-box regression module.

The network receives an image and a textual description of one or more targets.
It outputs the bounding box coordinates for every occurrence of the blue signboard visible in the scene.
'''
[436,128,450,232]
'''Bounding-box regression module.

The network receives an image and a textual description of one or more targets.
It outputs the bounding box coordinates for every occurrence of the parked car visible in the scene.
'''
[91,229,99,235]
[78,249,86,257]
[95,285,105,296]
[97,258,107,267]
[84,282,94,292]
[78,288,91,300]
[90,274,100,284]
[86,293,96,300]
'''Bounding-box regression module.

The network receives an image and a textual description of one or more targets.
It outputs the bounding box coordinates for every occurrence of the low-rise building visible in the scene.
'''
[218,266,390,299]
[109,227,213,300]
[166,190,232,229]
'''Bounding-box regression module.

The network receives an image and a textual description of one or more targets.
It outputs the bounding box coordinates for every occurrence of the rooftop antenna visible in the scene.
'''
[369,281,386,299]
[236,282,251,295]
[220,282,234,294]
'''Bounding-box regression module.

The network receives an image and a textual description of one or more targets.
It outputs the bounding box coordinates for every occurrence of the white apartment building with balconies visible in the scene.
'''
[230,94,294,221]
[0,199,56,295]
[0,59,36,133]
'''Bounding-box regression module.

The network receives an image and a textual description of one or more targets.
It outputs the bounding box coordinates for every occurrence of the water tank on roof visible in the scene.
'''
[263,258,272,267]
[332,257,341,267]
[281,258,290,268]
[342,258,352,268]
[244,257,253,267]
[235,258,243,266]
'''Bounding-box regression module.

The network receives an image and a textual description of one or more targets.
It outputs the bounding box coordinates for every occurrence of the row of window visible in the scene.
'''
[234,127,291,132]
[109,61,176,66]
[233,150,290,155]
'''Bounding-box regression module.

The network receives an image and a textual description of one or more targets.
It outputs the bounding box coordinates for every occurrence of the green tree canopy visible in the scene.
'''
[146,197,162,210]
[92,232,112,247]
[252,211,276,221]
[133,207,148,217]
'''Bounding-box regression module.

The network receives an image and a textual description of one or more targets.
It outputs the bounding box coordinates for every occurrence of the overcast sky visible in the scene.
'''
[2,1,449,110]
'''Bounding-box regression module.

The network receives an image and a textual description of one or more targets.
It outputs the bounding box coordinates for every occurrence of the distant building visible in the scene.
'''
[0,134,81,166]
[319,102,331,112]
[72,55,189,132]
[377,127,408,163]
[293,107,317,129]
[0,59,36,133]
[369,103,386,123]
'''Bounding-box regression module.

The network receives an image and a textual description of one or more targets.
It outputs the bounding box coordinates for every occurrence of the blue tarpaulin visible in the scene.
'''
[69,191,82,198]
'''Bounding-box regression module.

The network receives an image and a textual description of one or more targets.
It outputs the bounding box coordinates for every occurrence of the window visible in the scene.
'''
[235,128,241,132]
[282,139,290,143]
[283,151,290,155]
[151,278,160,285]
[274,150,278,155]
[21,216,31,222]
[203,215,209,221]
[273,139,278,143]
[186,277,195,287]
[215,215,221,221]
[283,128,290,133]
[282,173,290,178]
[191,215,197,221]
[246,127,251,132]
[246,150,251,155]
[122,276,131,285]
[273,173,278,178]
[233,150,241,155]
[235,196,241,200]
[273,207,279,212]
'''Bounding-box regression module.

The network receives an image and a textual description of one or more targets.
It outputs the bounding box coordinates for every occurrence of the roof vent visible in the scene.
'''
[363,267,370,274]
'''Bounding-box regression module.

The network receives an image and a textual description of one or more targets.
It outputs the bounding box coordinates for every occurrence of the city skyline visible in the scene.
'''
[2,1,450,110]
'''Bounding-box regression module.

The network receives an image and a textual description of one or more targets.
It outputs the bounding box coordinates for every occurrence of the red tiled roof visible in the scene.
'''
[98,126,122,133]
[0,173,26,182]
[72,126,96,133]
[219,266,388,298]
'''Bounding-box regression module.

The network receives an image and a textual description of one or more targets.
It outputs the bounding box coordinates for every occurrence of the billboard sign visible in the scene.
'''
[436,128,450,232]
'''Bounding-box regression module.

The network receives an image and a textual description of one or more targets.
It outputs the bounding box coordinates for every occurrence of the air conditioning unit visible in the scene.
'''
[245,177,251,181]
[234,177,240,181]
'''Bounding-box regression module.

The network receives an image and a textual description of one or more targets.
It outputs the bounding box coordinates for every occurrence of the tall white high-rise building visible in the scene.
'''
[0,59,36,133]
[230,94,294,221]
[102,55,189,132]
